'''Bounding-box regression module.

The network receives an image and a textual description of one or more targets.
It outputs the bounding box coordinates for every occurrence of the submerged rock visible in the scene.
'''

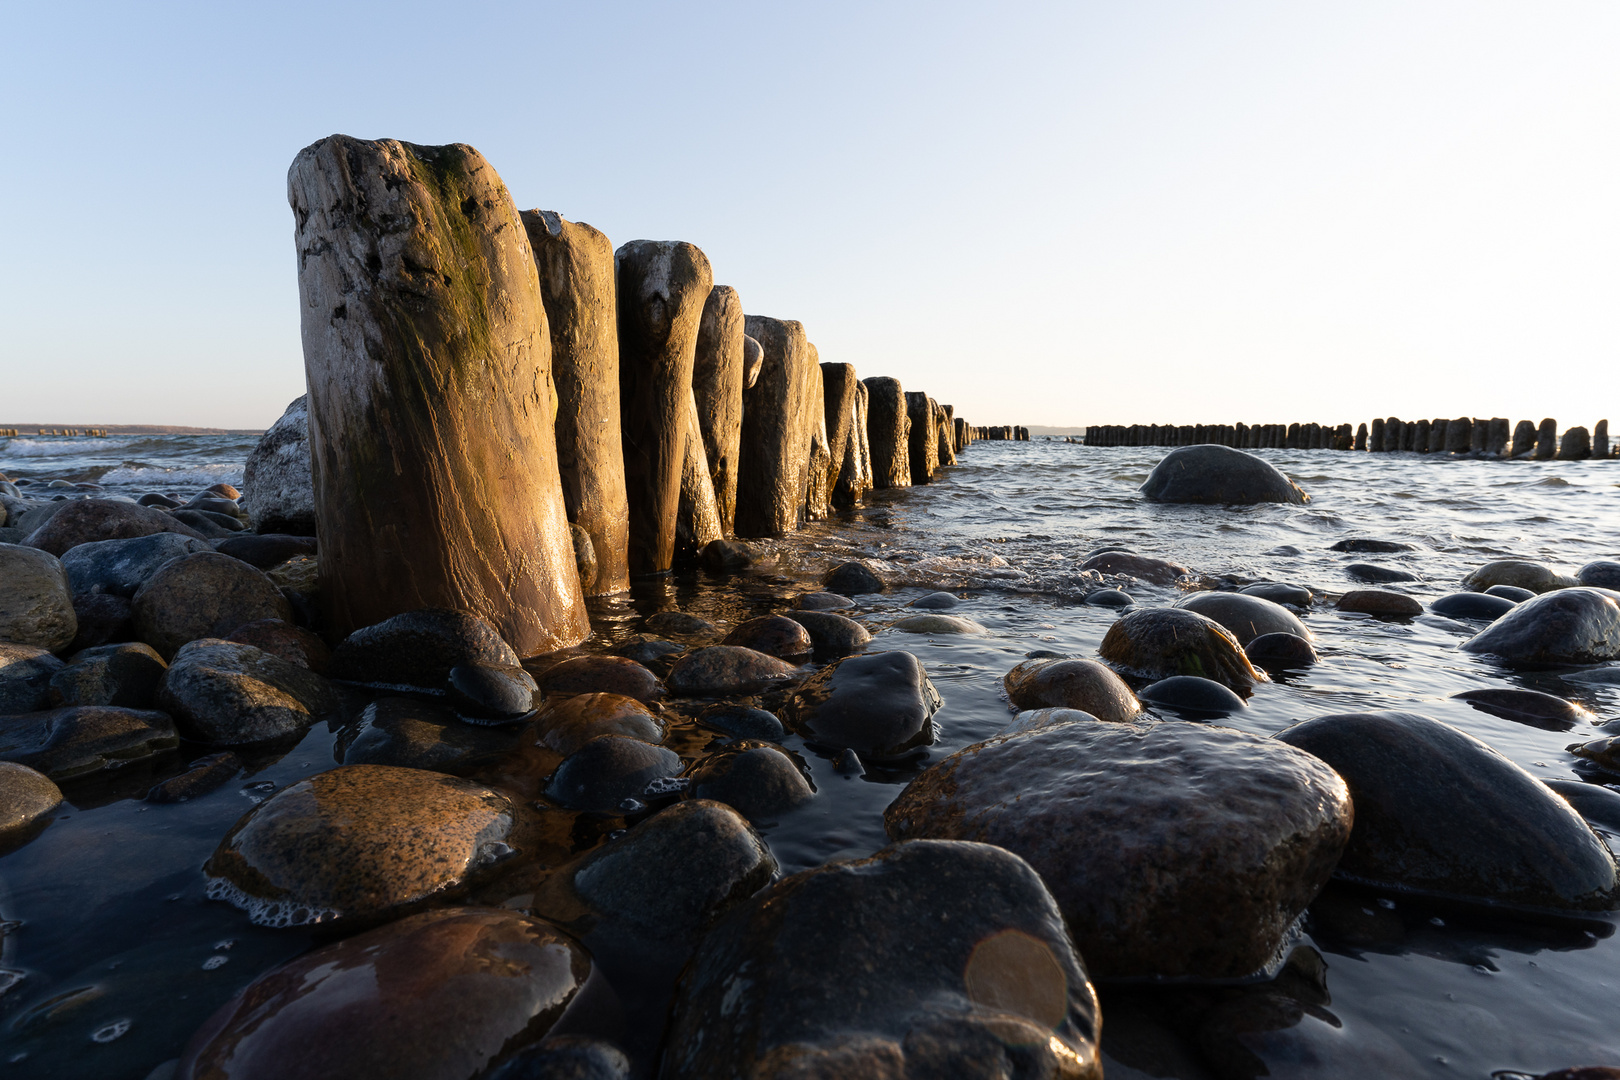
[1175,591,1310,647]
[1431,592,1515,620]
[205,765,515,926]
[1138,675,1247,716]
[1085,588,1133,607]
[688,745,814,821]
[1461,588,1620,665]
[1486,584,1536,602]
[1345,562,1419,584]
[47,642,166,708]
[158,639,338,745]
[1277,711,1617,911]
[886,721,1351,980]
[908,591,961,609]
[0,543,77,651]
[644,610,717,636]
[1329,538,1413,553]
[1139,445,1309,505]
[1239,581,1313,607]
[1336,589,1423,618]
[661,840,1102,1080]
[666,646,799,697]
[1462,559,1574,595]
[999,708,1100,735]
[0,760,62,852]
[533,693,664,755]
[131,552,293,660]
[544,735,682,813]
[891,613,987,635]
[698,704,786,742]
[1098,607,1266,692]
[331,609,520,691]
[341,698,510,772]
[146,750,242,803]
[1002,658,1141,723]
[782,610,870,658]
[822,561,884,595]
[721,615,813,660]
[177,907,591,1080]
[536,655,664,702]
[1077,551,1189,584]
[794,591,853,611]
[0,643,65,715]
[1452,687,1592,731]
[783,651,941,759]
[0,705,178,780]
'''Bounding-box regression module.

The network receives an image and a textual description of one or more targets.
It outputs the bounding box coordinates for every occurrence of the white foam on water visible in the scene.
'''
[98,464,244,488]
[0,438,133,457]
[204,875,340,928]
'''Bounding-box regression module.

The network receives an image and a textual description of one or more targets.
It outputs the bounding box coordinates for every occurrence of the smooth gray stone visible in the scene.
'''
[1277,711,1617,910]
[330,609,519,691]
[544,735,682,814]
[0,643,64,715]
[1346,562,1419,584]
[446,663,538,723]
[1485,584,1536,602]
[782,610,871,658]
[0,543,77,650]
[1462,587,1620,665]
[1139,445,1309,505]
[1175,591,1309,647]
[1244,632,1318,671]
[688,745,814,821]
[1240,582,1313,607]
[907,591,960,610]
[1430,592,1515,621]
[1328,538,1414,553]
[1138,675,1247,716]
[0,760,61,852]
[59,533,212,598]
[48,642,166,708]
[822,561,884,595]
[1085,588,1132,607]
[665,646,799,697]
[698,705,786,742]
[1543,779,1620,834]
[1452,687,1591,731]
[158,639,339,745]
[1576,561,1620,590]
[784,651,941,759]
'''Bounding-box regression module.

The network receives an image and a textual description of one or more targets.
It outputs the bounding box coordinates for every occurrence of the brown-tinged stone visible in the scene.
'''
[0,543,76,650]
[289,135,588,654]
[693,285,746,534]
[1098,607,1267,692]
[523,209,632,595]
[158,638,339,745]
[1077,551,1189,585]
[688,745,815,822]
[676,387,724,561]
[1002,658,1141,723]
[130,551,293,660]
[204,764,515,926]
[147,751,242,803]
[0,705,178,780]
[666,646,800,697]
[1462,559,1576,594]
[21,498,205,557]
[177,907,592,1080]
[1175,591,1311,646]
[225,618,331,673]
[533,692,664,756]
[536,655,664,703]
[1336,589,1423,617]
[330,608,519,691]
[47,642,166,708]
[616,239,714,576]
[837,376,874,508]
[0,642,65,715]
[265,553,317,593]
[891,613,986,635]
[661,840,1102,1080]
[721,615,813,661]
[736,316,816,537]
[886,722,1352,980]
[782,610,870,658]
[820,363,860,511]
[0,760,61,852]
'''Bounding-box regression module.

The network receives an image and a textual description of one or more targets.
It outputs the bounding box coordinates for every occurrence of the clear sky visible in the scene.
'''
[2,2,1617,430]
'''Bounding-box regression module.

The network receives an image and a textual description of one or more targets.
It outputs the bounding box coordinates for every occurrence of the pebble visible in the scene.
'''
[1098,607,1266,692]
[891,613,986,635]
[176,907,593,1079]
[886,721,1351,979]
[1244,632,1319,671]
[0,642,66,714]
[157,639,339,745]
[544,735,683,813]
[146,752,241,803]
[1278,711,1617,911]
[665,646,799,697]
[1077,551,1189,584]
[204,765,516,926]
[1462,587,1620,665]
[329,608,520,691]
[1002,658,1141,723]
[783,651,941,759]
[822,560,884,595]
[1452,687,1592,731]
[1138,674,1247,716]
[1345,562,1419,584]
[446,663,538,722]
[1239,581,1313,607]
[1175,591,1311,646]
[1336,589,1423,617]
[660,840,1102,1079]
[0,760,62,852]
[0,705,179,780]
[1430,591,1516,620]
[721,615,813,660]
[131,552,292,660]
[47,642,166,708]
[533,693,664,755]
[907,591,960,609]
[536,655,664,702]
[687,745,814,821]
[0,543,78,650]
[794,591,853,611]
[781,610,870,658]
[697,704,786,741]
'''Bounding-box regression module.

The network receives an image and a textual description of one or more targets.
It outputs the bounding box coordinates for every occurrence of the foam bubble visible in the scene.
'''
[204,875,340,928]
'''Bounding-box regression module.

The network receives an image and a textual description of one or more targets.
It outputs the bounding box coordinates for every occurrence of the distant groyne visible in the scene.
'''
[1077,418,1613,459]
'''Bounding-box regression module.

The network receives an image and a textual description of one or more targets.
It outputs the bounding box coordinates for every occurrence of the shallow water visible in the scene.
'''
[2,436,1619,1078]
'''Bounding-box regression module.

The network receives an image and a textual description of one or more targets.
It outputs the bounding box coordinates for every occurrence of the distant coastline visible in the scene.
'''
[0,424,263,436]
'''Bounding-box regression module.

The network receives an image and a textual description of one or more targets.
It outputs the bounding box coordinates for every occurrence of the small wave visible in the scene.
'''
[0,438,131,457]
[98,464,244,488]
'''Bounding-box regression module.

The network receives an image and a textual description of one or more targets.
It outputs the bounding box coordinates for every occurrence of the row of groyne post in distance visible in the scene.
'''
[1078,417,1614,459]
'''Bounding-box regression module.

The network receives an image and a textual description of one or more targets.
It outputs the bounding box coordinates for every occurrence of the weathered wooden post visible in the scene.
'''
[906,392,939,482]
[522,209,631,595]
[290,136,588,653]
[1558,426,1592,460]
[737,316,816,535]
[1595,420,1611,458]
[803,343,833,522]
[1369,418,1385,451]
[836,378,874,506]
[863,376,910,489]
[1485,418,1510,457]
[1535,419,1558,460]
[676,388,724,558]
[1444,417,1472,454]
[1511,420,1538,457]
[691,285,746,535]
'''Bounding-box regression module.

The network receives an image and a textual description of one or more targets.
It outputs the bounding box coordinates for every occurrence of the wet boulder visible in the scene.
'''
[1240,581,1313,607]
[224,618,331,673]
[1002,658,1141,723]
[783,651,941,759]
[176,907,592,1080]
[892,613,987,635]
[1329,538,1413,553]
[1336,589,1422,618]
[886,722,1352,980]
[1175,591,1311,647]
[21,498,205,557]
[782,610,870,658]
[822,560,884,595]
[1452,687,1592,731]
[909,591,960,609]
[1244,632,1318,671]
[1077,551,1190,584]
[1486,584,1536,602]
[446,663,538,723]
[544,735,682,814]
[131,551,293,660]
[536,655,664,702]
[213,532,318,569]
[0,705,178,780]
[0,643,64,715]
[0,544,77,650]
[794,591,853,611]
[1576,560,1620,591]
[643,610,716,636]
[1462,559,1574,594]
[1277,711,1617,911]
[1099,607,1267,692]
[1138,675,1247,717]
[204,764,515,926]
[1139,445,1309,505]
[341,698,510,772]
[1430,592,1515,621]
[1085,588,1132,607]
[147,751,242,803]
[1345,562,1418,584]
[533,693,665,756]
[688,745,814,821]
[698,704,786,742]
[611,636,684,674]
[666,646,799,697]
[47,642,166,708]
[661,839,1102,1080]
[999,708,1100,736]
[158,639,338,745]
[330,608,519,691]
[1461,587,1620,665]
[0,761,62,852]
[721,615,813,661]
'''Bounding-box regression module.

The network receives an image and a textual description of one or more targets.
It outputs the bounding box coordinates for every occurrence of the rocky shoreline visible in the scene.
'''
[1,137,1618,1079]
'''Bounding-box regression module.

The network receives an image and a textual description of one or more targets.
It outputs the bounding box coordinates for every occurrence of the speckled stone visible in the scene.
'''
[891,614,986,635]
[783,651,941,759]
[611,636,684,673]
[58,532,212,597]
[822,561,884,595]
[0,543,77,650]
[661,840,1102,1080]
[224,619,331,673]
[544,735,682,814]
[158,639,339,745]
[0,705,179,780]
[666,646,800,697]
[533,693,664,755]
[1098,607,1267,692]
[1175,592,1310,647]
[535,655,664,702]
[1462,559,1575,594]
[0,760,62,852]
[330,608,520,691]
[146,751,241,803]
[688,745,814,821]
[1279,712,1617,911]
[131,552,293,660]
[1002,658,1141,723]
[485,1037,630,1080]
[47,642,166,708]
[1336,589,1423,618]
[20,497,205,556]
[721,615,813,660]
[177,907,592,1080]
[1077,551,1190,584]
[886,722,1352,980]
[204,765,515,927]
[0,642,65,715]
[1461,588,1620,665]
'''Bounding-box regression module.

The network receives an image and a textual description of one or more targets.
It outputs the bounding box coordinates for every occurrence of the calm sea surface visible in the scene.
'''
[2,433,1618,1078]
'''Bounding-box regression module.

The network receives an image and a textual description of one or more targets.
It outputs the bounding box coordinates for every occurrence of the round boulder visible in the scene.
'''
[1430,592,1515,621]
[1098,607,1266,692]
[891,614,986,635]
[1139,445,1309,505]
[131,551,293,660]
[339,698,510,772]
[688,745,815,821]
[782,610,870,659]
[21,497,205,557]
[1138,675,1247,716]
[666,646,799,697]
[1077,551,1190,584]
[330,608,520,691]
[1244,632,1318,672]
[1336,590,1422,618]
[533,693,665,755]
[783,651,942,759]
[1461,587,1620,665]
[0,643,65,715]
[886,722,1351,980]
[1239,581,1313,607]
[722,615,813,660]
[158,639,338,745]
[1175,591,1310,647]
[224,618,331,673]
[1002,658,1141,723]
[204,765,515,926]
[794,591,853,611]
[0,760,61,852]
[536,655,664,702]
[822,561,885,595]
[1462,559,1574,595]
[446,663,538,723]
[0,543,77,651]
[47,642,166,708]
[1452,687,1592,731]
[544,735,682,814]
[1576,561,1620,590]
[1486,584,1536,602]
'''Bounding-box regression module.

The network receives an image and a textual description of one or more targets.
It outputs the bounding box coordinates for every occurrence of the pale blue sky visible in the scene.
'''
[3,2,1617,429]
